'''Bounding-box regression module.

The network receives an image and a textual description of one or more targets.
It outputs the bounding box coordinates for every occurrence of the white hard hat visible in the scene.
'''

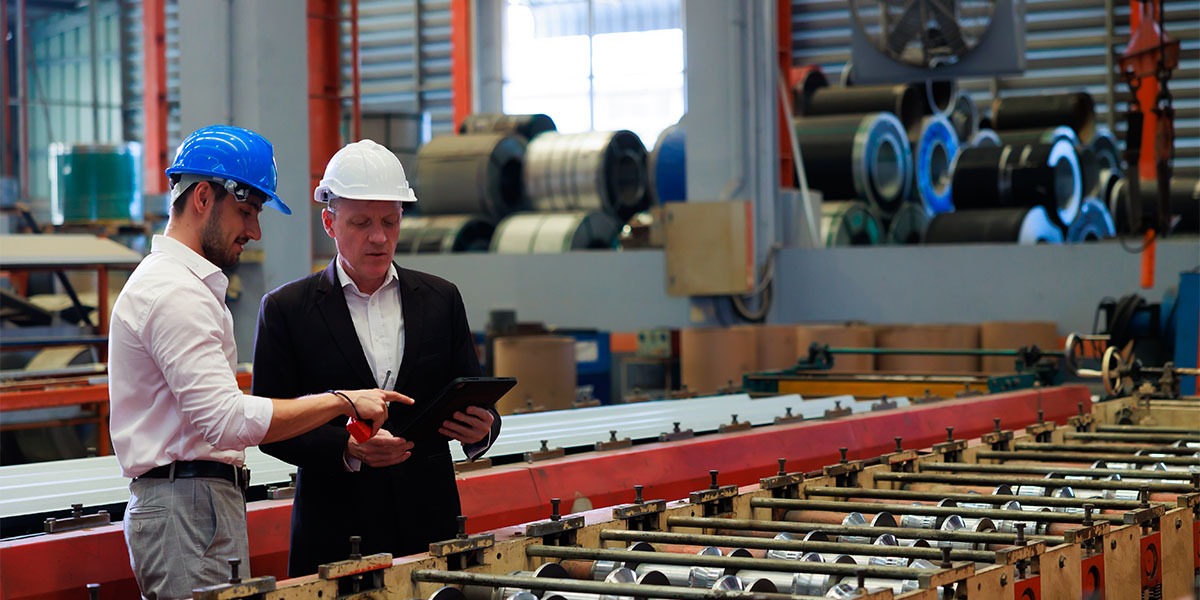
[314,139,418,203]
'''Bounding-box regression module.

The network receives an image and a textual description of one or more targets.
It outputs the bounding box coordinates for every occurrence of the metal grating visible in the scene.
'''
[791,0,1200,169]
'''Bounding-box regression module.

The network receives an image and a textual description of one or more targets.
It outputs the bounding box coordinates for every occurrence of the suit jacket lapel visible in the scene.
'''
[315,260,376,386]
[392,266,424,390]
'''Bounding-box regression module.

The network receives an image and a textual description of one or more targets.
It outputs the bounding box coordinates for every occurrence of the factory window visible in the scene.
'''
[502,0,685,148]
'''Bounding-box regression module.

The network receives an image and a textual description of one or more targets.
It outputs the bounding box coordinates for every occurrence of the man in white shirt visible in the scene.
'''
[253,139,500,575]
[108,125,409,600]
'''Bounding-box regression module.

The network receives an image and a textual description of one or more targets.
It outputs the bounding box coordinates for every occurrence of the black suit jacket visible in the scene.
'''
[253,260,495,576]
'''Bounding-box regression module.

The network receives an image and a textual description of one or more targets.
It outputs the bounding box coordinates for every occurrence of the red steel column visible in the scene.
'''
[451,0,472,131]
[141,0,168,193]
[307,0,343,194]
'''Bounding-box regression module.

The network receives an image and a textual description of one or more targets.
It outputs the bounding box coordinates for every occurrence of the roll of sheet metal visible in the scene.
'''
[948,91,979,143]
[649,123,686,203]
[458,113,557,141]
[911,114,959,216]
[968,129,1002,148]
[998,126,1080,149]
[1109,176,1200,234]
[991,92,1097,143]
[789,65,828,111]
[820,201,883,247]
[490,211,621,254]
[1088,127,1123,198]
[950,139,1082,226]
[794,82,925,135]
[415,133,529,221]
[925,205,1065,245]
[794,113,913,217]
[525,131,649,221]
[923,80,958,117]
[886,202,930,244]
[1067,198,1116,243]
[396,215,495,254]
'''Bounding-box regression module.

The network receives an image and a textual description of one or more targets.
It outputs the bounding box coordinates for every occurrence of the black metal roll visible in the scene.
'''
[458,113,557,141]
[968,129,1001,148]
[1109,176,1200,234]
[490,210,622,253]
[1066,198,1116,243]
[415,133,529,222]
[950,139,1082,226]
[794,113,913,217]
[795,83,926,135]
[923,80,958,117]
[886,203,930,245]
[925,206,1064,245]
[948,91,979,144]
[524,131,649,221]
[820,201,883,247]
[1088,127,1123,198]
[397,215,495,254]
[998,126,1080,149]
[991,92,1096,143]
[910,114,959,216]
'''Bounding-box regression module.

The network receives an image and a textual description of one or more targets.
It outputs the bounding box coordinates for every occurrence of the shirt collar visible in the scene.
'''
[335,256,398,296]
[151,234,222,280]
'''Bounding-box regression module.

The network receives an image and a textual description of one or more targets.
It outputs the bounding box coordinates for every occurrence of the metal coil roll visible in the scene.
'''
[1088,127,1123,198]
[458,113,557,141]
[998,126,1080,149]
[820,201,883,247]
[1109,176,1200,234]
[789,65,829,111]
[911,114,959,216]
[948,91,979,143]
[396,215,495,254]
[794,83,926,135]
[490,211,622,254]
[886,203,930,245]
[415,133,529,221]
[524,131,649,221]
[923,80,958,117]
[794,113,913,217]
[1066,198,1116,243]
[925,205,1064,245]
[950,138,1082,226]
[968,129,1001,148]
[991,92,1096,144]
[649,123,686,203]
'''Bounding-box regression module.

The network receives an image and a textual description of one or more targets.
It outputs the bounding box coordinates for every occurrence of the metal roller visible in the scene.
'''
[947,91,979,143]
[991,92,1097,143]
[911,114,959,216]
[820,201,883,247]
[1108,176,1200,234]
[949,139,1082,226]
[795,82,926,135]
[1066,198,1116,243]
[1088,127,1123,195]
[459,113,557,141]
[415,133,529,221]
[490,211,621,254]
[997,126,1080,149]
[788,65,828,112]
[397,215,495,254]
[794,113,913,216]
[922,80,958,118]
[967,129,1001,148]
[925,206,1064,245]
[524,130,650,221]
[649,123,685,204]
[886,203,929,245]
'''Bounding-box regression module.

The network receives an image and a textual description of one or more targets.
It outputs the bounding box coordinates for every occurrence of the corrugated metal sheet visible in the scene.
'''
[792,0,1200,168]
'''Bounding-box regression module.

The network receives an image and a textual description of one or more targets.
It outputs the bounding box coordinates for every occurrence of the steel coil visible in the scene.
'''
[789,65,829,112]
[396,215,495,254]
[415,133,529,221]
[458,113,557,141]
[794,113,913,217]
[950,139,1082,226]
[649,123,686,203]
[795,83,925,135]
[490,211,622,253]
[923,80,958,117]
[886,203,930,245]
[948,91,979,143]
[1109,176,1200,234]
[925,206,1064,245]
[991,92,1096,143]
[1066,198,1116,243]
[998,126,1080,149]
[1088,127,1123,198]
[524,131,649,221]
[911,114,959,216]
[968,129,1001,148]
[820,201,883,247]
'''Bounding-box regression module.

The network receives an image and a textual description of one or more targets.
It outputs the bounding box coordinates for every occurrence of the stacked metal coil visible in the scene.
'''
[794,113,913,218]
[649,122,686,204]
[950,138,1082,227]
[490,210,623,254]
[886,203,930,245]
[1108,176,1200,234]
[524,130,650,222]
[820,201,883,247]
[991,92,1096,144]
[397,215,496,254]
[1066,198,1117,242]
[910,114,959,216]
[415,132,530,223]
[458,113,557,141]
[925,205,1064,245]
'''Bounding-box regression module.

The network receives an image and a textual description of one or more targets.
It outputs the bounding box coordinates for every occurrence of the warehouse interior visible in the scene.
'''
[1,1,1199,599]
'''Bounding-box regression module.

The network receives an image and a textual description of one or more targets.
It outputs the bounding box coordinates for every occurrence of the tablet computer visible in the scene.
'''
[394,376,516,437]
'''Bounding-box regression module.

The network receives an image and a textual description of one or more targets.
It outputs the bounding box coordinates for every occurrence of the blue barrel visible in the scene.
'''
[650,123,686,203]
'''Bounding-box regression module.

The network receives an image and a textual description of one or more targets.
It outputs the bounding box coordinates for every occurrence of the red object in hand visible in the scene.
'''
[346,417,372,443]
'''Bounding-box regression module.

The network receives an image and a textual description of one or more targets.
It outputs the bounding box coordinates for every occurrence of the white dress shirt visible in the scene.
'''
[108,235,273,478]
[335,259,404,385]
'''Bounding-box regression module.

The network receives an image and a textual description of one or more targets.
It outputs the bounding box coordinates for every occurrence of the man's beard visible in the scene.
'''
[200,209,241,269]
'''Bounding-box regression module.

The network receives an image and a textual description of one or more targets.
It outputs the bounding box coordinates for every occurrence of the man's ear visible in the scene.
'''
[191,181,216,212]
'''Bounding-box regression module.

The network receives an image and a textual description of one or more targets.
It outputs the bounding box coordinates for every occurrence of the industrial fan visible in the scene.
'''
[848,0,1025,83]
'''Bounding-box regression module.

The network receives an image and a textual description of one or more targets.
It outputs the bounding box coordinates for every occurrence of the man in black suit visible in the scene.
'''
[252,139,499,576]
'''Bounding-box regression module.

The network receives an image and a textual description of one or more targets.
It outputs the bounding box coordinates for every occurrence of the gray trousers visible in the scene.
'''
[125,477,249,600]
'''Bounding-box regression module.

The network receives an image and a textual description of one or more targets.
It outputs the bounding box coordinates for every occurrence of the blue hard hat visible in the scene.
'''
[165,124,291,215]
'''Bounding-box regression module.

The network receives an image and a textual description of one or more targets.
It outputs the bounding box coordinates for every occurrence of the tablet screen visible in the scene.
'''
[393,376,516,438]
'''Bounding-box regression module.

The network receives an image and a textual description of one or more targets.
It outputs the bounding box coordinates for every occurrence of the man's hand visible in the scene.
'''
[439,405,494,444]
[344,389,414,435]
[347,428,414,468]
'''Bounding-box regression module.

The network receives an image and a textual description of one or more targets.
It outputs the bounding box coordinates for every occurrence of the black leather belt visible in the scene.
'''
[137,460,250,492]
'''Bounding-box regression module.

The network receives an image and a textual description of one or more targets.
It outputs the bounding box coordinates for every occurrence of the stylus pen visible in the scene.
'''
[382,370,393,390]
